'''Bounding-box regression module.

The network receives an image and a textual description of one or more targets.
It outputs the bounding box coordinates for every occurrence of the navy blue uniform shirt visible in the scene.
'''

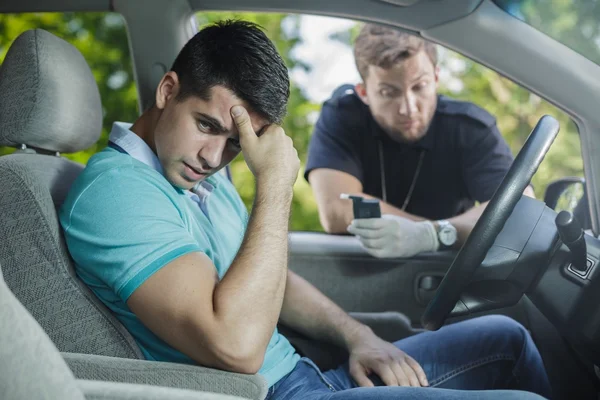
[305,85,514,220]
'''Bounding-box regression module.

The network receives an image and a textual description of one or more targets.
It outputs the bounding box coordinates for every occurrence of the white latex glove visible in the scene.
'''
[347,214,439,258]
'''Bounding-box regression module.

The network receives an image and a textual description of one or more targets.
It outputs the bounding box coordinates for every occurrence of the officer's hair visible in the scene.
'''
[354,23,438,80]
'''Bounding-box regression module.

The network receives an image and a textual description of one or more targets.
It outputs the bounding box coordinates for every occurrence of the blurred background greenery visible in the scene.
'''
[0,8,585,231]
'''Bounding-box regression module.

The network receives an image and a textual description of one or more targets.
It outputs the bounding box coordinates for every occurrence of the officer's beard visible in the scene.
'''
[379,117,433,144]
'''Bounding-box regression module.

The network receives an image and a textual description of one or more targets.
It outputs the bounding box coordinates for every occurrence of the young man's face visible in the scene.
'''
[356,50,439,143]
[153,74,268,190]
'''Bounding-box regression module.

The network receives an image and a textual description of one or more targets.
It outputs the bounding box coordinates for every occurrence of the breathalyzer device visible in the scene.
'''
[340,194,381,219]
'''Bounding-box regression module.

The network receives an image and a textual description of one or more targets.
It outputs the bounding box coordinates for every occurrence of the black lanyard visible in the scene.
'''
[377,140,425,211]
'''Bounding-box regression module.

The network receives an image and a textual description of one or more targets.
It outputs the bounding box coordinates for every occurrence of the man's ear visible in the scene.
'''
[434,66,440,88]
[155,71,179,110]
[355,82,369,106]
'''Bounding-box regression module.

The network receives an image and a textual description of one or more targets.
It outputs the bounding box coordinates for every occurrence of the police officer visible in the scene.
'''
[305,23,533,258]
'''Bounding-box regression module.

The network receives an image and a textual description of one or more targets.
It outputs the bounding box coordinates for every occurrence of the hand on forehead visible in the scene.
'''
[230,105,270,137]
[204,86,270,135]
[176,85,263,132]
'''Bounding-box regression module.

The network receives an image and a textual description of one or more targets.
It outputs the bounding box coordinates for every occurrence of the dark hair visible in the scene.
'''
[170,20,290,124]
[354,23,437,80]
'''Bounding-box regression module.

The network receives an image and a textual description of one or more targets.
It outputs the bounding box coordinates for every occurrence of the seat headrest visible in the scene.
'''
[0,29,102,153]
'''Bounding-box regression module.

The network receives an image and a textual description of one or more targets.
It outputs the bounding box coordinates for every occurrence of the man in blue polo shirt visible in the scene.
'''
[306,24,534,258]
[60,20,550,400]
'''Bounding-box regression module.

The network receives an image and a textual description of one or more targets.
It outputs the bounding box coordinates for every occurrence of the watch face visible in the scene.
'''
[439,227,457,246]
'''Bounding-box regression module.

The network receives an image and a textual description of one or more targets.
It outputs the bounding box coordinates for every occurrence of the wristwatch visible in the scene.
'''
[436,220,457,249]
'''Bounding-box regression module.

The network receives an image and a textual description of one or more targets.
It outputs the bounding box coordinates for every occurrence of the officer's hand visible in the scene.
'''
[347,214,439,258]
[231,105,299,188]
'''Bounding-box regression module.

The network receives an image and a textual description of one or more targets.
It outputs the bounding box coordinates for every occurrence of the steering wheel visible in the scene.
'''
[421,115,560,331]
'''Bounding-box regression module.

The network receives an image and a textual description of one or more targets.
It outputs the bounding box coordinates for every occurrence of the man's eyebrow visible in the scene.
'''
[194,112,227,133]
[378,82,400,90]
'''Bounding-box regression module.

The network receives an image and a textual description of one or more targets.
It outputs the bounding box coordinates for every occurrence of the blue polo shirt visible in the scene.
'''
[305,85,514,220]
[59,122,299,387]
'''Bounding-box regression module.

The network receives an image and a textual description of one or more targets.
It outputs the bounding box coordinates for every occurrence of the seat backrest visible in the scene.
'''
[0,267,86,400]
[0,29,143,359]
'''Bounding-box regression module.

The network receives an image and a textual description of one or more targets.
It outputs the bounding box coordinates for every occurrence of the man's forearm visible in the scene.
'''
[279,271,371,350]
[214,182,292,350]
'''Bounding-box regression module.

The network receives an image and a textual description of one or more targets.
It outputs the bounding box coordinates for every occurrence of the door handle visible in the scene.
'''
[415,274,444,306]
[419,275,443,291]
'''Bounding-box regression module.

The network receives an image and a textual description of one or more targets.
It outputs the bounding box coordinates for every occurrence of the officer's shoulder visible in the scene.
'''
[437,95,496,128]
[325,84,364,110]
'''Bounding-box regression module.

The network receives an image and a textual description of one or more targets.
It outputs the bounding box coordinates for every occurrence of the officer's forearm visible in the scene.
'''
[446,202,489,246]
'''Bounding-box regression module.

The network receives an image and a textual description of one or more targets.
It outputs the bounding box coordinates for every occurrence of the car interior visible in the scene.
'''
[2,0,600,399]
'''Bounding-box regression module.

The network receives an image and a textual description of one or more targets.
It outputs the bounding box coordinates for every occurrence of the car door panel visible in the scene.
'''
[288,232,529,329]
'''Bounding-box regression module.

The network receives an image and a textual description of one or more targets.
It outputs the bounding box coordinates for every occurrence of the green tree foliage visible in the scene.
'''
[0,8,588,232]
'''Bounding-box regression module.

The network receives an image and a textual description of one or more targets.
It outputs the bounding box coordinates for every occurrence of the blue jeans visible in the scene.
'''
[267,315,552,400]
